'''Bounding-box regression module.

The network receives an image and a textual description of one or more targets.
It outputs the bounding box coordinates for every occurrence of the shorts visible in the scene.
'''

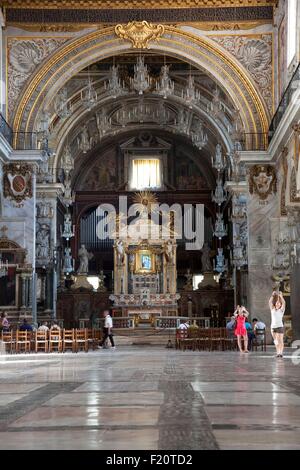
[272,327,284,334]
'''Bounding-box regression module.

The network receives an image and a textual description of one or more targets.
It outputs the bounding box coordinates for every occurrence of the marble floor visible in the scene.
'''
[0,346,300,450]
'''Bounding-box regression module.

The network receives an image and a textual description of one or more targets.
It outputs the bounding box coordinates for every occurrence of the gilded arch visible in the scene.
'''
[12,24,270,145]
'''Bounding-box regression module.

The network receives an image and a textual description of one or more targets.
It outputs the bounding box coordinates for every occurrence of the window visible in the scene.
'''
[287,0,297,66]
[130,158,162,189]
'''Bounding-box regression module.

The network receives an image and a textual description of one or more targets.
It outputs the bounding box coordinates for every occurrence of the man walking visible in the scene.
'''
[99,310,115,349]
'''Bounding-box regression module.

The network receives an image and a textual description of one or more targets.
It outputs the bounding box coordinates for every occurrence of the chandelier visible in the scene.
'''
[115,105,130,127]
[96,109,112,137]
[81,77,98,111]
[157,101,172,126]
[53,87,73,120]
[213,212,228,239]
[181,74,201,108]
[104,65,127,99]
[191,120,208,150]
[212,144,226,173]
[130,56,151,95]
[155,65,175,99]
[212,177,227,206]
[213,248,228,274]
[231,238,247,269]
[174,108,189,135]
[207,87,225,119]
[61,144,74,176]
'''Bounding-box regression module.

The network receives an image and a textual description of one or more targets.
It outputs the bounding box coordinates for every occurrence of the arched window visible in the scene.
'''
[287,0,297,67]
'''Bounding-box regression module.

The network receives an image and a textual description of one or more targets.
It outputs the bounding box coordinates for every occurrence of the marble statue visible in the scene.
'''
[63,247,73,273]
[212,143,224,171]
[165,240,174,264]
[62,213,74,239]
[36,225,50,259]
[184,268,193,290]
[62,144,74,175]
[77,244,93,274]
[77,125,90,154]
[200,242,212,272]
[116,239,125,266]
[37,200,54,219]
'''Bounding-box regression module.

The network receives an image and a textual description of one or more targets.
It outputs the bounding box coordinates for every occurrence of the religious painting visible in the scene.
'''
[81,153,116,190]
[175,155,208,190]
[135,250,155,273]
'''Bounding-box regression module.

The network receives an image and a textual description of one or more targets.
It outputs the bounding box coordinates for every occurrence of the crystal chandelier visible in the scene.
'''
[61,144,74,175]
[104,65,127,99]
[155,65,174,99]
[130,56,151,95]
[212,177,227,206]
[157,100,171,125]
[213,212,228,239]
[191,120,208,150]
[207,87,224,118]
[53,87,73,119]
[115,105,130,127]
[212,144,226,173]
[96,109,112,137]
[213,248,228,274]
[181,74,201,108]
[81,77,98,111]
[229,108,244,142]
[174,108,189,135]
[77,125,90,153]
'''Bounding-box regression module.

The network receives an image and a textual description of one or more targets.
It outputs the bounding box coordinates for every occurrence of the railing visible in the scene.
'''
[0,113,13,146]
[269,63,300,141]
[94,317,135,329]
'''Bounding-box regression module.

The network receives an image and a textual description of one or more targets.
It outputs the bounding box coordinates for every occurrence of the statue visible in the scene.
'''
[77,125,90,153]
[36,224,50,259]
[62,212,74,239]
[184,268,193,291]
[37,199,54,219]
[115,239,125,266]
[62,175,74,207]
[164,240,174,264]
[98,270,107,292]
[77,244,93,274]
[200,242,212,272]
[63,247,73,273]
[212,143,224,171]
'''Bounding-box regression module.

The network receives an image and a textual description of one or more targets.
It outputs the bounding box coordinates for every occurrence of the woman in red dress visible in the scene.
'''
[234,305,250,353]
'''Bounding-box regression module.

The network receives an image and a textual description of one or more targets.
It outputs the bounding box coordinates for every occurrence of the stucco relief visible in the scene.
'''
[212,34,273,114]
[7,38,69,120]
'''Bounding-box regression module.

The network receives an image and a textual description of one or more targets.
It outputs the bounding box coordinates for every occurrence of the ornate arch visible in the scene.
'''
[12,24,269,145]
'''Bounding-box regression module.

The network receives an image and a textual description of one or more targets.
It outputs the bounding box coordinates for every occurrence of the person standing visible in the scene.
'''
[234,305,250,353]
[269,291,285,358]
[99,310,115,350]
[0,312,10,332]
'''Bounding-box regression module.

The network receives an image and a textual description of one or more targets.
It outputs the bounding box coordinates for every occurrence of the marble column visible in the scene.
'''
[21,275,26,309]
[247,194,278,329]
[291,264,300,340]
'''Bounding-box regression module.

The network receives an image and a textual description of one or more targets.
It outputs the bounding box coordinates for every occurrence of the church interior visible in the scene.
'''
[0,0,300,451]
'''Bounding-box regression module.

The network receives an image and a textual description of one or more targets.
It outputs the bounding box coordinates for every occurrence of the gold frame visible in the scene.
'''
[135,250,156,274]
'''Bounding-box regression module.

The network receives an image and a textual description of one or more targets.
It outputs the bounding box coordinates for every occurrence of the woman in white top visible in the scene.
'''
[269,291,285,358]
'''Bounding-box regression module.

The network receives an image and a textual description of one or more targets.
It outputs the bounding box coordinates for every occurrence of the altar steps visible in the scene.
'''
[113,329,175,346]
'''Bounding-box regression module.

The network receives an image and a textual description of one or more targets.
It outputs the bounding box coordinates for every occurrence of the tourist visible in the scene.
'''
[19,318,33,331]
[50,321,61,331]
[252,318,266,331]
[234,305,250,353]
[38,321,49,331]
[226,315,236,330]
[0,312,10,332]
[245,318,255,350]
[99,310,115,349]
[269,291,285,358]
[178,320,190,329]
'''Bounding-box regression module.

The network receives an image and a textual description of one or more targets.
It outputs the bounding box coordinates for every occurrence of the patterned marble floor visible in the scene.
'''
[0,347,300,450]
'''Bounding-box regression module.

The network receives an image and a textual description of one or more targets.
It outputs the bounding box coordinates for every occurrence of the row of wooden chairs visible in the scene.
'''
[0,328,102,354]
[176,328,266,352]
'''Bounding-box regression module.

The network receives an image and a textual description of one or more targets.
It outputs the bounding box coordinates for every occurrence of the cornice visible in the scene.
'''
[0,1,278,9]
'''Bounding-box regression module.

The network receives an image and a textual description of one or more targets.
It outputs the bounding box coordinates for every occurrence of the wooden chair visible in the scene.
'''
[252,328,266,352]
[210,328,223,351]
[49,329,62,352]
[1,330,16,354]
[93,329,102,349]
[62,329,75,353]
[224,328,238,351]
[197,328,211,351]
[35,330,49,353]
[16,330,32,353]
[75,328,88,352]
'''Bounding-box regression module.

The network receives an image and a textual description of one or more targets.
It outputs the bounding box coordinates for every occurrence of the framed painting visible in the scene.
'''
[135,250,156,274]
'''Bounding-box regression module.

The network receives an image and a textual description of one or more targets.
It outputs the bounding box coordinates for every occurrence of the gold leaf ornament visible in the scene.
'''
[115,21,165,49]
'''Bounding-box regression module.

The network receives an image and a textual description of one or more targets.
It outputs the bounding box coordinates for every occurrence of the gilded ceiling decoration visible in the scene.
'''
[212,34,273,115]
[115,21,165,49]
